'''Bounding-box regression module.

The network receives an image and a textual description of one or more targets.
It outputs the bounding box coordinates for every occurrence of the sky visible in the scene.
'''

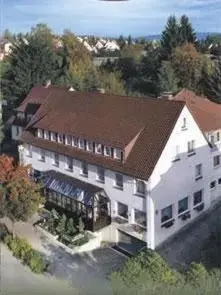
[1,0,221,37]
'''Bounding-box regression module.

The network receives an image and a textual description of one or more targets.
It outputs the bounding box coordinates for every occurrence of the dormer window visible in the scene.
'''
[17,112,25,120]
[114,148,122,160]
[58,134,64,144]
[27,114,33,122]
[44,130,50,140]
[79,138,85,149]
[38,129,43,138]
[87,141,94,152]
[51,132,57,142]
[95,143,102,154]
[66,135,72,145]
[73,137,78,147]
[104,146,111,157]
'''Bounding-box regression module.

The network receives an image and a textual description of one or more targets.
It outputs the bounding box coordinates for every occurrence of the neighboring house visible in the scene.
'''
[0,39,13,60]
[10,86,221,252]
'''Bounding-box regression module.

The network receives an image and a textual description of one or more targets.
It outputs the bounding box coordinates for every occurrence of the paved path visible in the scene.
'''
[0,244,77,295]
[0,216,127,295]
[158,202,221,270]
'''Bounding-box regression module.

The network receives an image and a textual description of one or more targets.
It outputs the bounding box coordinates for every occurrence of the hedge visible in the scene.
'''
[4,234,48,274]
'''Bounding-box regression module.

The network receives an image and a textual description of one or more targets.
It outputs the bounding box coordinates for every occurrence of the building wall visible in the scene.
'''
[150,106,221,247]
[22,144,146,221]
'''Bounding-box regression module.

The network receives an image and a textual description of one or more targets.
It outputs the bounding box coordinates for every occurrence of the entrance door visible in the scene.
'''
[117,230,146,255]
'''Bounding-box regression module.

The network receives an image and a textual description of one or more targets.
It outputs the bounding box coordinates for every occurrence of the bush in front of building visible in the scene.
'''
[4,234,48,274]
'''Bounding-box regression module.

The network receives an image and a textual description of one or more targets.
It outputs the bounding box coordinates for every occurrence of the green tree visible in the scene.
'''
[161,16,180,56]
[185,262,208,287]
[56,214,67,236]
[158,61,179,94]
[66,218,77,236]
[206,58,221,103]
[98,70,126,96]
[179,15,196,45]
[1,36,59,107]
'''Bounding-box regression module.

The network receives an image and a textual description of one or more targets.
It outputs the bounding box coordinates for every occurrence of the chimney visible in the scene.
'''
[44,80,51,88]
[158,91,173,100]
[97,88,105,94]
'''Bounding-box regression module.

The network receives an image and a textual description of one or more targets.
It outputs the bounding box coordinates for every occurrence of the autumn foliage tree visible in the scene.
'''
[0,155,43,235]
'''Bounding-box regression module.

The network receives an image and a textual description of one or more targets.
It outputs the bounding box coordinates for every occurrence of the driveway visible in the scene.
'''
[158,202,221,270]
[0,244,77,295]
[1,217,127,295]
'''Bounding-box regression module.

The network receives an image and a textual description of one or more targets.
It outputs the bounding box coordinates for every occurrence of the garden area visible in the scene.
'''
[36,209,92,249]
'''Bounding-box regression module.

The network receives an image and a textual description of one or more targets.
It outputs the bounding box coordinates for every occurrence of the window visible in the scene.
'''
[44,130,50,140]
[58,134,64,144]
[178,197,188,214]
[182,117,187,130]
[66,157,73,171]
[210,135,215,146]
[134,209,146,227]
[97,167,105,183]
[114,148,122,160]
[79,138,85,149]
[117,202,128,219]
[38,129,43,138]
[66,135,72,145]
[104,146,111,157]
[39,149,45,162]
[135,180,146,195]
[172,145,180,161]
[161,205,173,223]
[26,144,32,157]
[16,126,19,136]
[95,143,102,154]
[73,137,78,147]
[115,173,123,189]
[216,132,220,142]
[195,164,202,179]
[193,190,203,206]
[51,132,57,142]
[213,155,220,167]
[218,178,221,185]
[187,140,195,155]
[87,141,94,152]
[53,153,59,167]
[81,162,88,177]
[210,181,216,189]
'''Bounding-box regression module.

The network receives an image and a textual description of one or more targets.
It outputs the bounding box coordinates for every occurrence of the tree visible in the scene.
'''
[185,262,208,287]
[0,155,43,236]
[30,23,54,45]
[158,61,179,94]
[206,58,221,103]
[179,15,196,45]
[1,36,59,107]
[98,70,126,96]
[56,214,67,236]
[118,35,125,49]
[171,43,205,90]
[66,218,77,236]
[1,29,15,42]
[161,16,180,56]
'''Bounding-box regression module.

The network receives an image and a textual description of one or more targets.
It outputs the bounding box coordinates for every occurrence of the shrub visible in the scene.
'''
[72,234,89,247]
[186,262,208,287]
[27,251,46,274]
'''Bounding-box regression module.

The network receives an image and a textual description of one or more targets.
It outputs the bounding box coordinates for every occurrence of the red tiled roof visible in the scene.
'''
[20,86,185,180]
[173,89,221,132]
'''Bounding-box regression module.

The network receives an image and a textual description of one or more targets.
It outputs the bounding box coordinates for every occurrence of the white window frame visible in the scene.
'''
[135,179,146,196]
[87,141,94,152]
[72,137,79,147]
[95,143,102,154]
[114,173,123,190]
[37,129,43,138]
[79,138,85,149]
[161,205,173,226]
[114,148,122,160]
[187,140,195,155]
[81,162,88,177]
[66,156,73,171]
[58,134,64,144]
[44,130,50,140]
[39,149,45,162]
[104,146,111,157]
[213,155,220,168]
[65,135,72,146]
[50,132,56,142]
[210,180,216,190]
[134,209,147,228]
[26,144,32,157]
[172,145,180,161]
[97,167,105,183]
[216,131,220,142]
[181,117,187,130]
[117,202,128,220]
[52,153,59,167]
[193,190,203,208]
[15,126,20,136]
[195,164,202,180]
[178,197,189,216]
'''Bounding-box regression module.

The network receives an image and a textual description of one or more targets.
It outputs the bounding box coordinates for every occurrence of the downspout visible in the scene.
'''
[146,179,155,250]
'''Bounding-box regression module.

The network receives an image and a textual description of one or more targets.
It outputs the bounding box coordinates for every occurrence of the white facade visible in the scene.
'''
[19,106,221,249]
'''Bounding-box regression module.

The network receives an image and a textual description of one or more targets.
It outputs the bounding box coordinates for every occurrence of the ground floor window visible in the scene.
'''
[161,205,173,223]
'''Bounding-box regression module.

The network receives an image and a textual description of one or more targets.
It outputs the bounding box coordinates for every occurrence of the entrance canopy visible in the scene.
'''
[41,170,104,206]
